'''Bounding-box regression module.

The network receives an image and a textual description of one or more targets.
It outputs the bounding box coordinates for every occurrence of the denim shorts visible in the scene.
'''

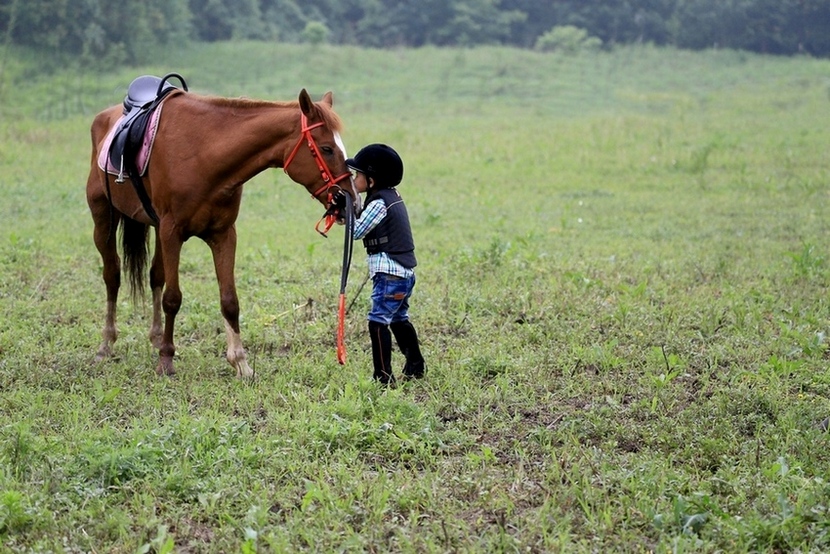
[367,273,416,325]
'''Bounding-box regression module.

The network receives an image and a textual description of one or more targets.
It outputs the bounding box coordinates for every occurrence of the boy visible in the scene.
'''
[339,144,425,386]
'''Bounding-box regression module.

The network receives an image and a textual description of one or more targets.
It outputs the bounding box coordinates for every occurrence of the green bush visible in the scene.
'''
[302,21,330,46]
[535,25,602,54]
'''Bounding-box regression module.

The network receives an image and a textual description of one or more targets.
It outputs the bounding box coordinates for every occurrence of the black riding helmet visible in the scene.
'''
[346,144,404,189]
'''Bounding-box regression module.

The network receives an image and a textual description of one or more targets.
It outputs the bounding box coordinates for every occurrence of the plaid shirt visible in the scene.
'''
[353,197,415,279]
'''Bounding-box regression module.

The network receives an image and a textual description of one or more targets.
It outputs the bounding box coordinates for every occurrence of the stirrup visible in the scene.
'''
[115,156,126,183]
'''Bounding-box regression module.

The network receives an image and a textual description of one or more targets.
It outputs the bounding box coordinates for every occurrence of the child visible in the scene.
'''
[340,144,425,386]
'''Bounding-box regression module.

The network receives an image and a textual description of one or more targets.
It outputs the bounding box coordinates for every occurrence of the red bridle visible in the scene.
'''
[283,112,351,201]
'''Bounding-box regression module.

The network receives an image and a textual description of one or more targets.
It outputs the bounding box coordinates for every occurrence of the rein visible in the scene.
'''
[283,110,355,364]
[336,198,355,365]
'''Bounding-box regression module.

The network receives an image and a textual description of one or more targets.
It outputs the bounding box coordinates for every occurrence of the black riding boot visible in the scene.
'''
[390,320,425,379]
[369,321,396,386]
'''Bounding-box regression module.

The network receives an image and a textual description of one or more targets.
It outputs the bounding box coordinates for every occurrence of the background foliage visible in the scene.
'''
[1,0,829,67]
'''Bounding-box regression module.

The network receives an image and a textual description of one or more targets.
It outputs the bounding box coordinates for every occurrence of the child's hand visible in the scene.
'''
[330,190,348,211]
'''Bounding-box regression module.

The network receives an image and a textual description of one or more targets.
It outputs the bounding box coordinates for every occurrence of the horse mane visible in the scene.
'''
[203,95,343,132]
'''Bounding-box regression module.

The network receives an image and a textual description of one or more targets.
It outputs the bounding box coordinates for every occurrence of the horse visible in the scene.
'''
[86,83,360,378]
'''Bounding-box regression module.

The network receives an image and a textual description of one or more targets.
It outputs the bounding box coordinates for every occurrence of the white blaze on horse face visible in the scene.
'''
[335,131,363,214]
[334,131,347,159]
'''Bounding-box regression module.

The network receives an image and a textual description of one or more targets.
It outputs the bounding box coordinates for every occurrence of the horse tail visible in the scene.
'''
[120,217,149,302]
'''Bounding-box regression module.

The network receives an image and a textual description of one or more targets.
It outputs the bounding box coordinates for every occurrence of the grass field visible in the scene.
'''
[1,42,830,552]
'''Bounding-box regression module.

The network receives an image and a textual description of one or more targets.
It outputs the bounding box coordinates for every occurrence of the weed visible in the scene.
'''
[0,490,34,535]
[788,241,825,279]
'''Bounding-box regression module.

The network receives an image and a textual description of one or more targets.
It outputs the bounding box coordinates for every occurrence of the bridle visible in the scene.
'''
[283,112,351,202]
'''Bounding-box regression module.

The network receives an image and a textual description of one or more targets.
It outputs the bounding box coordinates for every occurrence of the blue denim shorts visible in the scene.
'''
[367,273,416,325]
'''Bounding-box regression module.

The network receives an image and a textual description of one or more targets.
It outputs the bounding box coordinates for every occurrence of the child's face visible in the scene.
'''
[352,170,369,194]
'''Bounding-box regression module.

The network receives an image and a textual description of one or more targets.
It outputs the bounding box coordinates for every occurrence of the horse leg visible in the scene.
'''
[156,226,184,376]
[208,228,253,378]
[90,200,121,361]
[148,231,164,349]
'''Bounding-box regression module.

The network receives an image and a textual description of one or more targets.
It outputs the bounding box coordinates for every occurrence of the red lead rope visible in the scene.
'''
[284,111,354,364]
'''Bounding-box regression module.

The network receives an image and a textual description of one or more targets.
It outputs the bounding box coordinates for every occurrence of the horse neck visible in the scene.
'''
[187,97,300,182]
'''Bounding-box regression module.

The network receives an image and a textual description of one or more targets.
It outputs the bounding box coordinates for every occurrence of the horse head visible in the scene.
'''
[284,89,362,215]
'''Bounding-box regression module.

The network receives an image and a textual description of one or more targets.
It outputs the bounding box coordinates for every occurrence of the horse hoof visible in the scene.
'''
[236,362,254,379]
[156,360,176,376]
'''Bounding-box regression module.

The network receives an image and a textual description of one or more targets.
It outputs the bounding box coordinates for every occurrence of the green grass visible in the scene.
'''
[1,42,830,552]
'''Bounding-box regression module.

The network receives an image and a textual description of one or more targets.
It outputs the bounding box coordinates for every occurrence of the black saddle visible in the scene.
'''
[123,74,179,113]
[107,73,188,223]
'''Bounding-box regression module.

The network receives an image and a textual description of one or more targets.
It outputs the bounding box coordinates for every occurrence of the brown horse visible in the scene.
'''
[86,86,359,377]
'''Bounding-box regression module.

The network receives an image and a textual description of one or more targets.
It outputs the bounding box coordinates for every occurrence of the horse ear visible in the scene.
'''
[321,91,333,107]
[298,89,315,116]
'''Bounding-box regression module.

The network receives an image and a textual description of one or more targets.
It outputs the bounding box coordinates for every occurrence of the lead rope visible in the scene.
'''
[337,198,355,364]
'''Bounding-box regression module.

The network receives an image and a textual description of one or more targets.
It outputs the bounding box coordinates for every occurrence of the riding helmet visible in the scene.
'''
[346,144,404,188]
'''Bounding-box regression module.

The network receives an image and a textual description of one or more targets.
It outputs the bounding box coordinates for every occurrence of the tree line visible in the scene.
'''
[2,0,828,67]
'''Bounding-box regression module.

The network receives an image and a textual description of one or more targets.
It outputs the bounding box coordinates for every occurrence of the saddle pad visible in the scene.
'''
[97,102,165,177]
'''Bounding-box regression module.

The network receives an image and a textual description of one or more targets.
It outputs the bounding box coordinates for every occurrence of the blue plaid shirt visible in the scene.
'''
[353,197,415,279]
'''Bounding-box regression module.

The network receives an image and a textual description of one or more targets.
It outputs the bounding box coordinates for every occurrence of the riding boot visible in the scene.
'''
[369,321,396,386]
[390,320,425,379]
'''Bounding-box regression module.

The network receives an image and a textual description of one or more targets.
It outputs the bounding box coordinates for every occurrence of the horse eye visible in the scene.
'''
[321,146,334,155]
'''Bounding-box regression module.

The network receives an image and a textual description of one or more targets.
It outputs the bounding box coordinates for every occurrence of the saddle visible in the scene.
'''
[107,73,188,223]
